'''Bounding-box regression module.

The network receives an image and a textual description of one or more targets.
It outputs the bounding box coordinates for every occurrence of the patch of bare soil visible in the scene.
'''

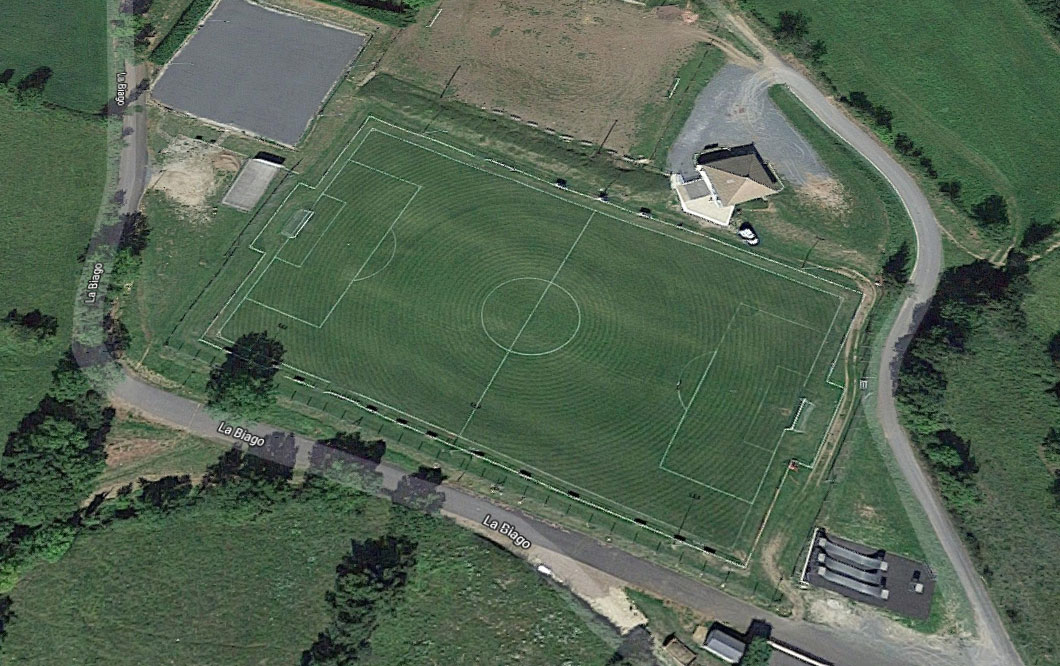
[446,513,647,633]
[655,6,699,24]
[760,533,806,618]
[149,136,241,212]
[797,175,847,212]
[380,0,709,153]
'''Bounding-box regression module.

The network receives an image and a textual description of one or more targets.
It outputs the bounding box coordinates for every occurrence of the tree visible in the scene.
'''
[301,535,418,664]
[972,194,1009,228]
[1021,219,1058,252]
[894,133,916,155]
[1047,331,1060,369]
[14,67,51,103]
[116,211,151,255]
[1042,428,1060,469]
[390,465,446,513]
[309,431,386,495]
[206,332,285,417]
[2,309,58,341]
[882,241,911,285]
[739,637,773,666]
[773,11,810,42]
[0,417,106,534]
[938,180,963,202]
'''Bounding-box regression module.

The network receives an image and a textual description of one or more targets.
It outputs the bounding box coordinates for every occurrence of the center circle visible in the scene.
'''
[480,277,582,356]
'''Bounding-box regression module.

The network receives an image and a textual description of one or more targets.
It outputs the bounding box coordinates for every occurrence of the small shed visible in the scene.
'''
[662,634,698,665]
[703,626,747,664]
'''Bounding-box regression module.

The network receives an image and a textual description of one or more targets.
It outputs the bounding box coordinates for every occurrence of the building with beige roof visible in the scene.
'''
[671,144,782,226]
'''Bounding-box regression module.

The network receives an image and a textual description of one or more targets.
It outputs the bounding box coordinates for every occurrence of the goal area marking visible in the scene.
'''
[198,116,857,558]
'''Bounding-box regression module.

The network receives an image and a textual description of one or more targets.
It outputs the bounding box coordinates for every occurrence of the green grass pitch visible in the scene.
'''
[203,118,856,555]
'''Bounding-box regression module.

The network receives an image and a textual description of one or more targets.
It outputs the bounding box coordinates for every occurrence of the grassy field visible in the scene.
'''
[0,96,106,441]
[175,117,855,557]
[0,1,108,112]
[740,0,1060,253]
[2,489,619,665]
[631,43,727,162]
[95,413,228,494]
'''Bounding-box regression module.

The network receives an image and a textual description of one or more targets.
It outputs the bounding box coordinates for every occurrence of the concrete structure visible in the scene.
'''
[671,144,781,226]
[222,157,284,211]
[703,626,746,664]
[662,634,698,665]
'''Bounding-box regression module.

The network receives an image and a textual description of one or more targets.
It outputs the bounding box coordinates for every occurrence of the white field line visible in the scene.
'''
[276,198,347,268]
[319,185,421,326]
[657,350,719,469]
[193,116,862,566]
[229,162,420,330]
[427,6,443,27]
[363,115,860,296]
[320,386,747,566]
[455,212,595,440]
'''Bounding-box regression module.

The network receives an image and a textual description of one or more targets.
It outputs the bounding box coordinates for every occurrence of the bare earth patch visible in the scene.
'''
[797,175,847,212]
[447,513,647,633]
[149,136,242,211]
[380,0,710,153]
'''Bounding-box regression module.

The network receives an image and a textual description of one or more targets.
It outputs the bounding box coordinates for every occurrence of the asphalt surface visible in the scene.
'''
[108,16,1024,666]
[666,63,831,185]
[722,23,1025,666]
[151,0,364,145]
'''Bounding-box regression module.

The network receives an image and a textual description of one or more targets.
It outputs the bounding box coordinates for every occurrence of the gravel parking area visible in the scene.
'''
[151,0,364,145]
[667,64,830,185]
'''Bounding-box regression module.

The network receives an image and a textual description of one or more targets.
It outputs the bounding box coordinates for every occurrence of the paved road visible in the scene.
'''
[113,374,961,666]
[707,12,1023,665]
[119,62,149,217]
[105,29,1022,666]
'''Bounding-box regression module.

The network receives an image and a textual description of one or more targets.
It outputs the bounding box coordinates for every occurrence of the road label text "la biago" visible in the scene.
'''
[482,514,532,549]
[217,421,265,447]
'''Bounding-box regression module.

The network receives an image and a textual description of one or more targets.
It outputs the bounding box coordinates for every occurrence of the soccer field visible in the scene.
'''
[201,118,856,556]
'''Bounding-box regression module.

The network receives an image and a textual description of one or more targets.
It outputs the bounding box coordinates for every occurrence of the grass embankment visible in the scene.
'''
[0,94,106,441]
[149,0,213,65]
[754,86,912,274]
[3,458,622,665]
[0,1,108,112]
[630,43,727,162]
[94,413,227,493]
[739,0,1060,256]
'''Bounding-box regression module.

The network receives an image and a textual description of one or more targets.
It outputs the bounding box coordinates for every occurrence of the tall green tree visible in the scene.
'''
[206,331,284,418]
[739,637,773,666]
[301,535,418,665]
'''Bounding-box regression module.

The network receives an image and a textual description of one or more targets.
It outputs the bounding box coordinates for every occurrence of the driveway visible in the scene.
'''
[666,63,831,185]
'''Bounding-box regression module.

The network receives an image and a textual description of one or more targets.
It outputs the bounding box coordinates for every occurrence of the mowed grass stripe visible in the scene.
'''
[214,120,849,551]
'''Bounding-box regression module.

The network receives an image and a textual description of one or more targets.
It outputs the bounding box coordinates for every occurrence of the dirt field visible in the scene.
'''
[149,136,241,212]
[379,0,714,154]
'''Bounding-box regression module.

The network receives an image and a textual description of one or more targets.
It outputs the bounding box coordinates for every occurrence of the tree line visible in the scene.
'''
[766,9,1040,245]
[897,248,1060,512]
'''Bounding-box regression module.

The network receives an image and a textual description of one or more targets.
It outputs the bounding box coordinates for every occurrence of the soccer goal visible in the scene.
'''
[280,208,314,239]
[787,397,816,433]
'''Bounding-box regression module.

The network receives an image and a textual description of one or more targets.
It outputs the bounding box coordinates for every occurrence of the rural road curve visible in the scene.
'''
[711,11,1023,665]
[105,25,1020,666]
